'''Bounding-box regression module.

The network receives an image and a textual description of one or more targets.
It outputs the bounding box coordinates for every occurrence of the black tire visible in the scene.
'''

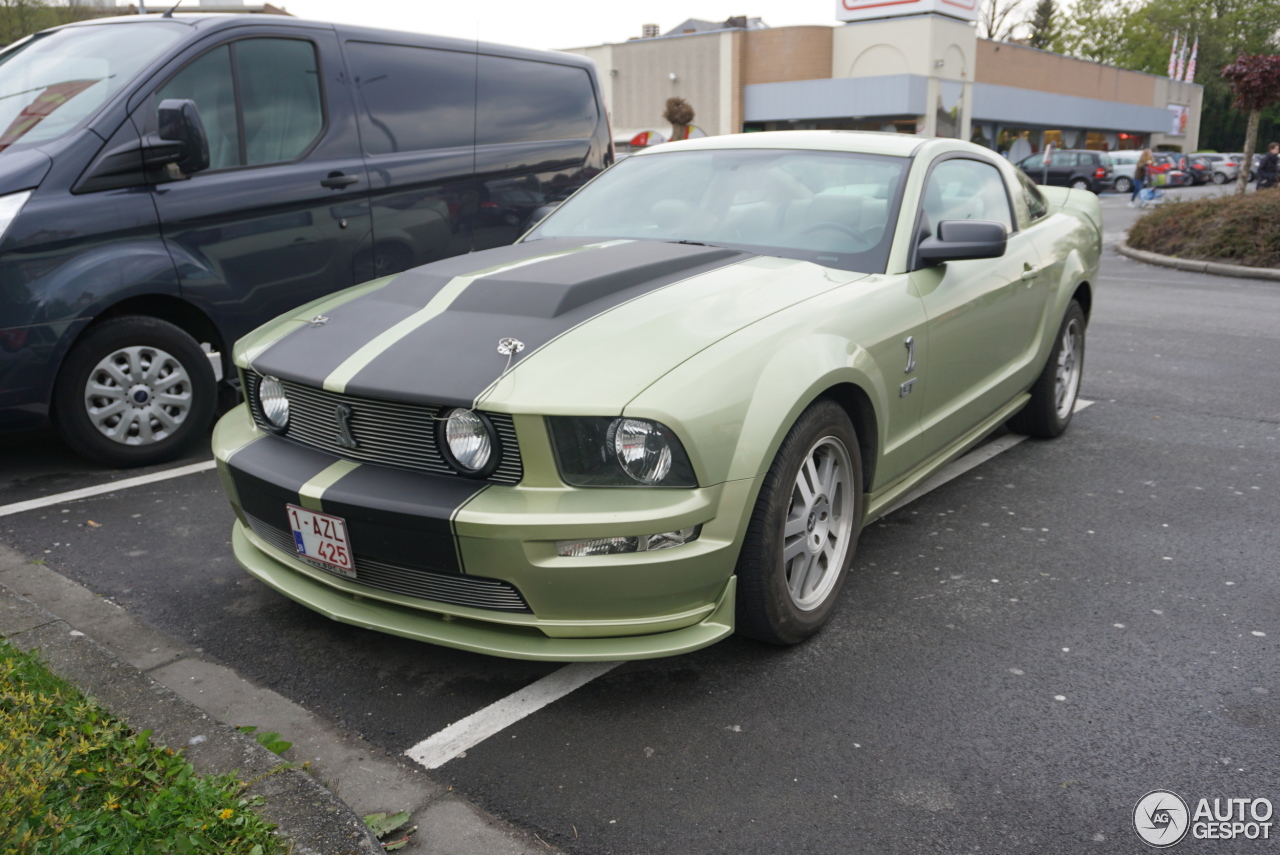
[1008,300,1086,439]
[1113,176,1132,193]
[736,399,864,645]
[54,316,217,467]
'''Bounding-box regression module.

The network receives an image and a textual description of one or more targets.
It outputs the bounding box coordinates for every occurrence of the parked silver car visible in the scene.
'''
[1192,153,1242,184]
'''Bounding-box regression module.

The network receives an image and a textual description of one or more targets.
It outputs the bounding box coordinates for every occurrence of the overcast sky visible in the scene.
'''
[168,0,846,52]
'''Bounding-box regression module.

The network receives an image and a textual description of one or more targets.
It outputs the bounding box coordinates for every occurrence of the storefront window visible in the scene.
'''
[1113,132,1145,150]
[998,127,1039,160]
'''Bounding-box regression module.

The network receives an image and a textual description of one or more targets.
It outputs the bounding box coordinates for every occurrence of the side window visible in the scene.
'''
[236,39,324,166]
[476,56,597,145]
[156,45,239,170]
[345,41,476,155]
[155,38,323,171]
[920,158,1014,234]
[1054,152,1078,167]
[1014,169,1050,221]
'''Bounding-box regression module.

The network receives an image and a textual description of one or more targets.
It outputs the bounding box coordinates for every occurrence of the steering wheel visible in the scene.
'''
[800,221,871,245]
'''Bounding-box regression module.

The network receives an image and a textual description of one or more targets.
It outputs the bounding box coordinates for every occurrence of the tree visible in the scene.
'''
[663,97,695,142]
[1026,0,1056,50]
[1221,55,1280,194]
[978,0,1026,41]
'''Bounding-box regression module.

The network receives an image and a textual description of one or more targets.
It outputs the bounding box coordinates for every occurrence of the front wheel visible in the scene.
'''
[53,316,217,467]
[1008,300,1086,439]
[735,399,864,645]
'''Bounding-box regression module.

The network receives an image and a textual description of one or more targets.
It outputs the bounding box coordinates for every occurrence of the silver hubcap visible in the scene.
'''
[84,346,192,445]
[1054,318,1083,420]
[782,436,855,611]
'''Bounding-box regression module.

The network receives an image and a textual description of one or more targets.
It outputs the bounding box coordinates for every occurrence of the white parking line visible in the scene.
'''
[405,662,619,769]
[0,460,217,518]
[406,399,1097,769]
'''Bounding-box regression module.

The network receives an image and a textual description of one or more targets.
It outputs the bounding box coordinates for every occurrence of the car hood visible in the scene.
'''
[0,147,52,196]
[242,237,866,411]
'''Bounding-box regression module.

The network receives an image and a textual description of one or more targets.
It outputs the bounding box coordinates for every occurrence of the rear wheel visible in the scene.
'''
[1070,178,1092,191]
[1008,300,1086,439]
[1212,171,1228,185]
[1113,176,1132,193]
[54,316,217,467]
[736,399,863,645]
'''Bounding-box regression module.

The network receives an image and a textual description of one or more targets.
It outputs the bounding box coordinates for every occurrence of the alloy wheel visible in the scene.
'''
[1054,317,1084,420]
[782,436,856,611]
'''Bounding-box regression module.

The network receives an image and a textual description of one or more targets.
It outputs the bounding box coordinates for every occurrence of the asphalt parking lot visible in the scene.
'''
[3,182,1278,854]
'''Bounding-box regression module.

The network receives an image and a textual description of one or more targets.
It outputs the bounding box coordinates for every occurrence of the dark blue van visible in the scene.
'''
[0,14,611,466]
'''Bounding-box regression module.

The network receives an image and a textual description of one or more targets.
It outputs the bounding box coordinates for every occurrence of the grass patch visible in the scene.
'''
[1128,192,1280,269]
[0,640,282,854]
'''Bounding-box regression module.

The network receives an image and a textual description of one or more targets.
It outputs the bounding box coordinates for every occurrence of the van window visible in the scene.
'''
[156,38,324,170]
[346,41,476,155]
[476,56,597,145]
[156,45,239,170]
[237,39,324,165]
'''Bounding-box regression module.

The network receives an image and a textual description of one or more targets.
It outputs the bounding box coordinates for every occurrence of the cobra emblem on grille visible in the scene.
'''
[335,404,358,449]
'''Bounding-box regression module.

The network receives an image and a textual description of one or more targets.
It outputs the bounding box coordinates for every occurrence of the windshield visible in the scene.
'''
[526,148,909,273]
[0,23,186,153]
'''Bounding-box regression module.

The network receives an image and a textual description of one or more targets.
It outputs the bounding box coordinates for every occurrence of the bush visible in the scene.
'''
[0,641,281,854]
[1127,192,1280,269]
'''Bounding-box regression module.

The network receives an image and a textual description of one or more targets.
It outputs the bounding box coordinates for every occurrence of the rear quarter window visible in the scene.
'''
[476,56,598,145]
[346,41,476,154]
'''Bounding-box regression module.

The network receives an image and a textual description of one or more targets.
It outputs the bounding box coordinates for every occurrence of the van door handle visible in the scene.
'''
[321,172,359,189]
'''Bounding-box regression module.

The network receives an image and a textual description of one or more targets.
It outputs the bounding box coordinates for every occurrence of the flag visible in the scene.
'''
[1184,37,1198,82]
[1167,32,1179,79]
[1175,38,1188,82]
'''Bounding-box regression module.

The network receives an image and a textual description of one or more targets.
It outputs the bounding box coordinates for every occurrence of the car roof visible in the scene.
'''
[632,130,930,159]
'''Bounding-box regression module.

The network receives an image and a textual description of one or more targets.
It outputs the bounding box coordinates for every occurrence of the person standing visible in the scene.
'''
[1130,149,1153,207]
[1258,143,1279,190]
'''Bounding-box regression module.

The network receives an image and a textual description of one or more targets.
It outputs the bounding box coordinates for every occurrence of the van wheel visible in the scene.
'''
[54,316,216,468]
[735,399,863,645]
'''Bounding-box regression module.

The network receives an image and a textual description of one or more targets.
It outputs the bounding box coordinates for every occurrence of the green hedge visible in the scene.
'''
[1128,191,1280,269]
[0,640,281,854]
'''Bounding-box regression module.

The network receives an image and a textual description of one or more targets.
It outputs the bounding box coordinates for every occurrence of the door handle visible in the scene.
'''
[1020,265,1042,281]
[321,172,359,189]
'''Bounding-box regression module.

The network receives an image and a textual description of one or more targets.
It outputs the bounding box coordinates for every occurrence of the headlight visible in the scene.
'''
[440,408,494,475]
[258,375,289,430]
[548,416,697,487]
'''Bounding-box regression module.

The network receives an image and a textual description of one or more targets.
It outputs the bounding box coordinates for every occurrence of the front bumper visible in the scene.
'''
[214,404,757,660]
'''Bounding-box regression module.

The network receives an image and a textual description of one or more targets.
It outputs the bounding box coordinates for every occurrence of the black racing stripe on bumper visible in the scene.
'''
[344,241,750,408]
[317,464,486,575]
[225,437,345,536]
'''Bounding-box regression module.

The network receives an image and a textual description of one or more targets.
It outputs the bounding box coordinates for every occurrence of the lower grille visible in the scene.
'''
[245,513,531,613]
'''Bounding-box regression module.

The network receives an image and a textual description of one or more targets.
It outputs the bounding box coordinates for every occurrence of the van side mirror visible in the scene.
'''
[916,220,1008,266]
[151,99,210,175]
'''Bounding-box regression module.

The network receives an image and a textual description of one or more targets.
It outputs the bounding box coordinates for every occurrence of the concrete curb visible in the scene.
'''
[1116,239,1280,281]
[0,582,383,855]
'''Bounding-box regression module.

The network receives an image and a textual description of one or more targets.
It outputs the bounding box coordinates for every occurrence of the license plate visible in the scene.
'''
[286,504,355,578]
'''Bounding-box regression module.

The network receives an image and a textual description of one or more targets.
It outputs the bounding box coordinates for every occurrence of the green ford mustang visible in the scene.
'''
[213,131,1101,661]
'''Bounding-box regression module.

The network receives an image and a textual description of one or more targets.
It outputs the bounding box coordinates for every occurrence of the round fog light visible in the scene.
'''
[442,408,493,474]
[258,375,289,430]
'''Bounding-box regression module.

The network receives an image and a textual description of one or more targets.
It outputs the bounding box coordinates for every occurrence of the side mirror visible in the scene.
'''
[916,220,1008,266]
[151,98,210,175]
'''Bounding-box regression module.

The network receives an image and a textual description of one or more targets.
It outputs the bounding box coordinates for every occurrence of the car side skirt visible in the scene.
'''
[864,392,1030,521]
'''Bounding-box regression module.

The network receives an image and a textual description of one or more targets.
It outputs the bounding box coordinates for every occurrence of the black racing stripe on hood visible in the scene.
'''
[249,237,602,386]
[318,464,487,575]
[343,241,751,408]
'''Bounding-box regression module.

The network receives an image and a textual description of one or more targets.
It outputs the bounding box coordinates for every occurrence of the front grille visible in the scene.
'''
[243,372,522,485]
[245,513,531,612]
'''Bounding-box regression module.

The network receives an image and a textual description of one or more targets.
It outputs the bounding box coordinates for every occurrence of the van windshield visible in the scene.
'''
[0,23,185,153]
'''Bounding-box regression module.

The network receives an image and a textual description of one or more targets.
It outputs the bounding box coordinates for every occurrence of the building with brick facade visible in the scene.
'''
[565,9,1202,155]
